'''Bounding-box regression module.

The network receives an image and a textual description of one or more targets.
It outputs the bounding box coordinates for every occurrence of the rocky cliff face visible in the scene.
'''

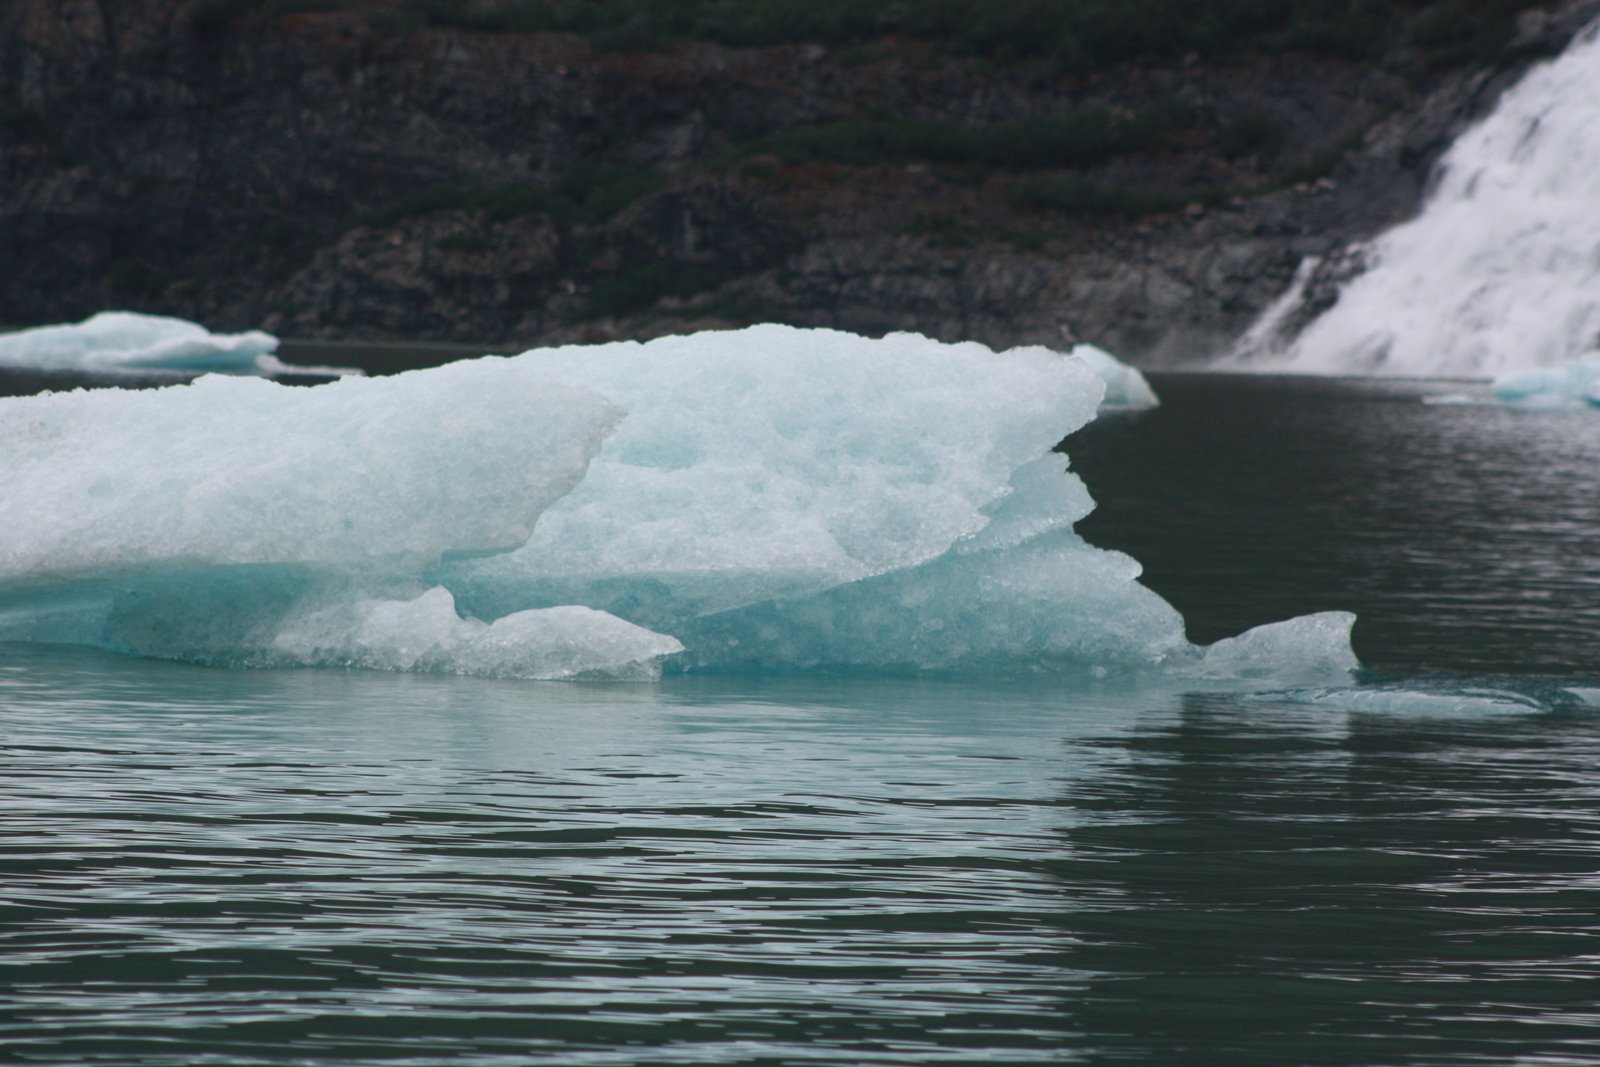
[4,0,1597,364]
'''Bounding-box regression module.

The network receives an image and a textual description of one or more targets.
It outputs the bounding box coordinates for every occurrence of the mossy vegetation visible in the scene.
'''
[0,103,51,142]
[1009,178,1192,218]
[731,99,1195,172]
[681,286,791,325]
[165,0,1548,332]
[190,0,344,36]
[577,260,735,320]
[107,258,176,297]
[373,0,1539,70]
[201,0,1538,231]
[1219,112,1288,162]
[345,166,665,231]
[1273,124,1376,186]
[434,233,494,253]
[194,0,1542,72]
[906,212,979,250]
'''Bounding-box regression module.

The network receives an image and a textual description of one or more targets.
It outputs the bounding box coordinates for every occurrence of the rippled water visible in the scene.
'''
[7,650,1600,1066]
[6,373,1600,1065]
[1075,374,1600,674]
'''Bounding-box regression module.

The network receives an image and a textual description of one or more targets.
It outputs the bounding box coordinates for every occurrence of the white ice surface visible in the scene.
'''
[442,327,1110,626]
[270,587,684,680]
[0,325,1354,681]
[1069,343,1159,409]
[0,362,620,578]
[0,311,358,377]
[1191,612,1359,682]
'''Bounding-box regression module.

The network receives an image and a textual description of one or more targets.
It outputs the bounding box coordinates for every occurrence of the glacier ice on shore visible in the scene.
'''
[0,311,356,377]
[0,325,1349,681]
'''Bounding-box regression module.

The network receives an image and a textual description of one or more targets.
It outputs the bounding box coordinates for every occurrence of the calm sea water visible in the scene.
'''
[1075,374,1600,675]
[5,368,1600,1065]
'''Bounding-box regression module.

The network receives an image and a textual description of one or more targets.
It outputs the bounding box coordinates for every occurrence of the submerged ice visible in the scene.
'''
[0,325,1350,681]
[0,311,355,377]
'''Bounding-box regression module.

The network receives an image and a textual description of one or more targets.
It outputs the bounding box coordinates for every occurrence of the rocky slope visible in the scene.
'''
[3,0,1597,364]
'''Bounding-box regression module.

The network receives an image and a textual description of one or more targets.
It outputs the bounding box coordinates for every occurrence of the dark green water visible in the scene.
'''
[5,374,1600,1065]
[1075,374,1600,675]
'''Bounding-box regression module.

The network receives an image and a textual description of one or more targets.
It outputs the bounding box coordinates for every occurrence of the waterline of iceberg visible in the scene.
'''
[0,326,1350,682]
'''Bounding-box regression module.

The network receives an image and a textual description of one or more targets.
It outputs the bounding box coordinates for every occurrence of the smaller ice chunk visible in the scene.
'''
[1192,612,1360,682]
[1067,343,1160,410]
[269,587,684,680]
[0,311,353,377]
[1488,353,1600,407]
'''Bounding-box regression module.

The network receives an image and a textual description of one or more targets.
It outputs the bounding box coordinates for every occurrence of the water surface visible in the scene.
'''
[1075,374,1600,674]
[5,372,1600,1065]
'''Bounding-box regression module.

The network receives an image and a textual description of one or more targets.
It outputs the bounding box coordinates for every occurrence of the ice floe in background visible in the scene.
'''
[0,325,1345,682]
[1420,355,1600,408]
[1487,356,1600,407]
[1068,342,1159,410]
[0,311,359,377]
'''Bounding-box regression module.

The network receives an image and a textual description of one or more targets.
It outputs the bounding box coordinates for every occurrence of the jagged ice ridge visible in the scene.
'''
[0,325,1351,681]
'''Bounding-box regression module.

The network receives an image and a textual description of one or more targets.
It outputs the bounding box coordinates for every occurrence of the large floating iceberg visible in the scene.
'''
[0,311,354,377]
[0,325,1348,681]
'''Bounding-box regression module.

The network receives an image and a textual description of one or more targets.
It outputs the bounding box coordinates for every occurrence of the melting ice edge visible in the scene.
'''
[0,325,1354,682]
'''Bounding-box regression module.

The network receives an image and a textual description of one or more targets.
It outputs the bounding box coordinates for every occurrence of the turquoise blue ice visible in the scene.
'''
[0,311,356,377]
[0,325,1349,681]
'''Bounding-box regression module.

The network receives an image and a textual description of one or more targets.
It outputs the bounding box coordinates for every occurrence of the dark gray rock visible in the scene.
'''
[3,0,1598,364]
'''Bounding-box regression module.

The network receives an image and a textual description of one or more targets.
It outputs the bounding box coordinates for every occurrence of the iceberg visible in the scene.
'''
[1418,353,1600,408]
[1190,611,1359,682]
[1069,343,1159,410]
[0,325,1351,681]
[1487,355,1600,407]
[0,311,357,377]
